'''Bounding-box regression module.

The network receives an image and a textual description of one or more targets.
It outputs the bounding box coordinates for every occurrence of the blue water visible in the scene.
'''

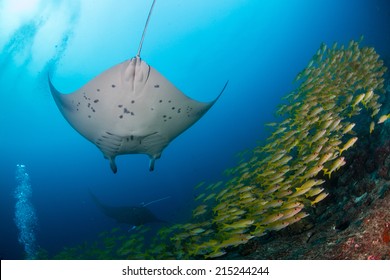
[0,0,389,259]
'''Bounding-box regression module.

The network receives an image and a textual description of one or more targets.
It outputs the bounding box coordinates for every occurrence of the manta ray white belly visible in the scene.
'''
[49,56,223,173]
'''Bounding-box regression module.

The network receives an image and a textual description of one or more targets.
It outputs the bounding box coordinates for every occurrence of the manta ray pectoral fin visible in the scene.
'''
[48,76,73,113]
[214,80,229,104]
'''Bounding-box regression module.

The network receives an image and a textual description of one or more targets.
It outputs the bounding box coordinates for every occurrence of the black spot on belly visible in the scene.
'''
[118,105,123,108]
[154,84,160,88]
[97,89,100,92]
[119,115,123,119]
[88,115,91,118]
[159,100,162,103]
[124,108,130,114]
[131,100,135,104]
[112,84,116,88]
[172,107,175,110]
[163,115,167,118]
[131,112,135,116]
[94,99,99,103]
[88,103,91,108]
[168,100,171,103]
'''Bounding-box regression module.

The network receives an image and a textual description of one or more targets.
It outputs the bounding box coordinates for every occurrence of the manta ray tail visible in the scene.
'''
[137,0,157,57]
[88,189,107,212]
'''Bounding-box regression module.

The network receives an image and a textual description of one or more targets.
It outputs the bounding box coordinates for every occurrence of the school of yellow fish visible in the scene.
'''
[55,39,388,260]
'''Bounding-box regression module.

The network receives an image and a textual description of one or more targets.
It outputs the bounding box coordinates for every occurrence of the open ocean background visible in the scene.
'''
[0,0,389,259]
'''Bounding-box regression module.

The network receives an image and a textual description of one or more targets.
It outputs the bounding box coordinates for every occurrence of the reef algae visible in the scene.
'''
[54,39,388,260]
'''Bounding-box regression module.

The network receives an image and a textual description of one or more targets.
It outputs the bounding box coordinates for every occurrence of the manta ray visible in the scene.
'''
[49,0,227,173]
[89,191,165,226]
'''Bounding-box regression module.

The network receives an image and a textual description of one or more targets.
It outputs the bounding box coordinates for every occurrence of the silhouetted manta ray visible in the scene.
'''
[89,191,165,226]
[49,0,228,173]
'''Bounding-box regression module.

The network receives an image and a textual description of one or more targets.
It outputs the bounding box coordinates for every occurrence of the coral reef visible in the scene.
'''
[227,132,390,260]
[53,39,389,260]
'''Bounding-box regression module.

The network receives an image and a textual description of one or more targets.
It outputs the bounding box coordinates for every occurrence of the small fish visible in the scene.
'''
[351,93,365,107]
[271,126,287,137]
[193,209,207,217]
[371,108,381,118]
[320,119,334,130]
[192,204,207,216]
[339,137,358,155]
[213,214,230,223]
[280,201,303,210]
[295,179,318,192]
[318,152,334,166]
[237,185,255,193]
[263,199,283,209]
[265,122,278,127]
[311,192,329,205]
[263,184,282,195]
[290,186,311,198]
[370,121,375,134]
[283,213,307,225]
[274,189,293,199]
[203,193,216,202]
[251,226,266,237]
[266,176,285,186]
[342,123,356,134]
[280,207,303,220]
[210,181,224,190]
[240,192,254,199]
[308,106,324,117]
[294,211,310,220]
[328,118,342,132]
[218,234,253,248]
[190,228,206,235]
[266,220,290,231]
[269,152,287,163]
[378,114,390,124]
[195,193,205,201]
[362,90,374,105]
[216,189,229,200]
[299,165,324,182]
[259,213,284,225]
[223,219,254,229]
[323,157,345,178]
[309,130,327,146]
[238,197,256,204]
[272,155,293,167]
[205,250,226,259]
[194,181,205,189]
[305,187,324,198]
